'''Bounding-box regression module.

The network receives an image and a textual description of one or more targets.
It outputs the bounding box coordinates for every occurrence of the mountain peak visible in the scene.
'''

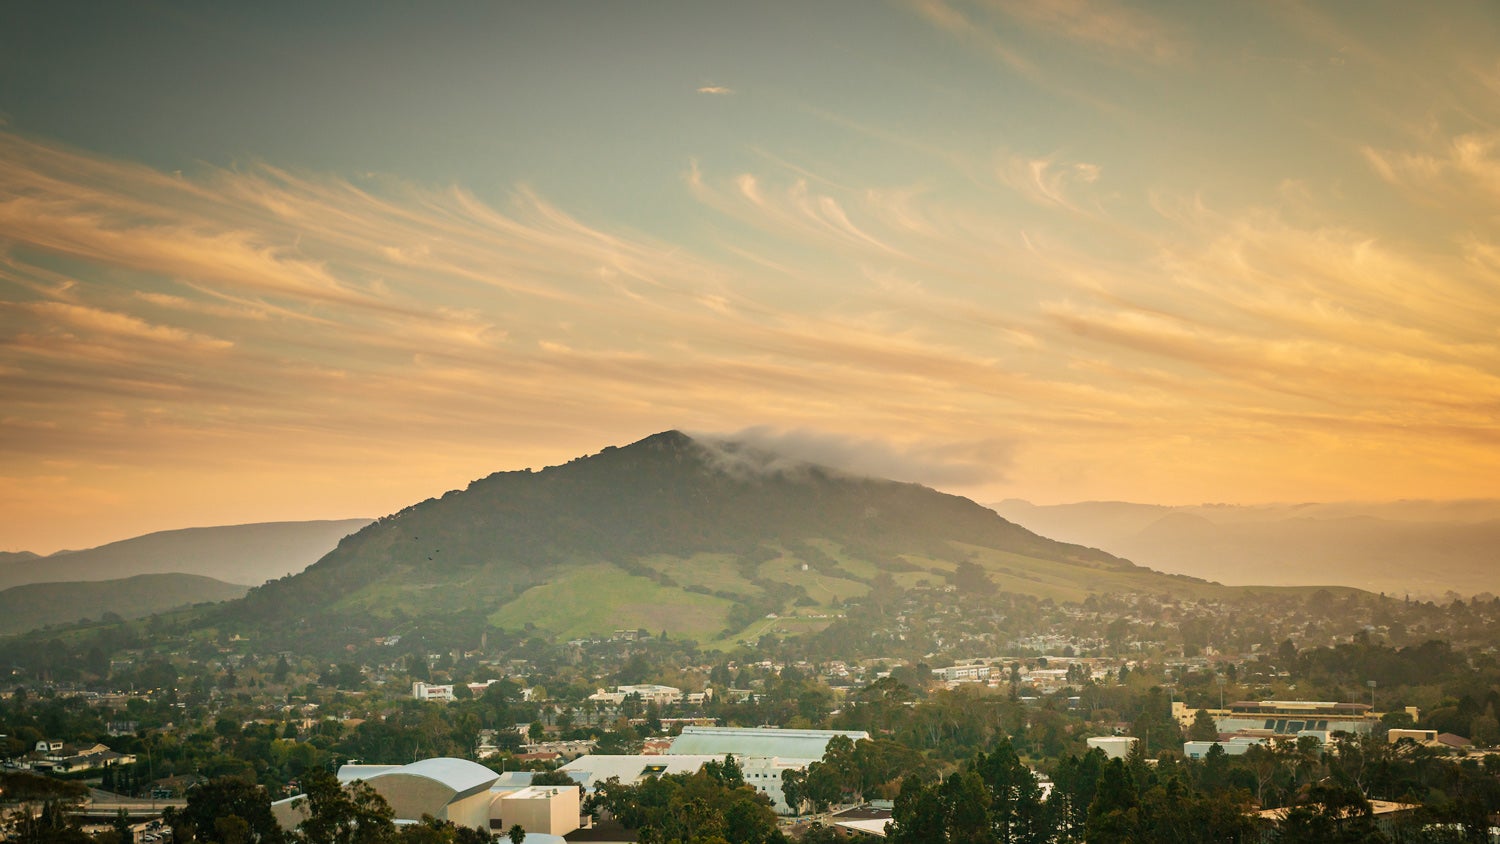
[233,431,1175,641]
[628,429,695,451]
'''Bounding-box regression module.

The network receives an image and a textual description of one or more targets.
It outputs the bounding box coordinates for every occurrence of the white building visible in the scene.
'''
[588,684,706,706]
[1183,736,1267,759]
[1086,736,1138,759]
[412,680,498,701]
[271,758,580,837]
[667,727,872,814]
[413,682,455,701]
[493,785,581,837]
[932,662,993,683]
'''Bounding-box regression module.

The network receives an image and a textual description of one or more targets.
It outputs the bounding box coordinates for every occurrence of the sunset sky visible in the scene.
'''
[4,2,1500,553]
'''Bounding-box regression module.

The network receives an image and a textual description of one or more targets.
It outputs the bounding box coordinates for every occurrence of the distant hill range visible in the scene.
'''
[0,519,373,591]
[229,431,1324,643]
[0,573,248,636]
[989,500,1500,599]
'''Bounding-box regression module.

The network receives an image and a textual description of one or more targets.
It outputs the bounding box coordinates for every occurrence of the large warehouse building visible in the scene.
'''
[560,726,870,814]
[271,758,580,836]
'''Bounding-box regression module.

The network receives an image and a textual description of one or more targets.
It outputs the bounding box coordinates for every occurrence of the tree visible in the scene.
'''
[972,739,1046,844]
[1471,703,1500,747]
[530,770,576,786]
[886,776,947,844]
[506,825,525,844]
[1084,759,1138,842]
[295,768,395,844]
[592,765,780,844]
[13,800,92,844]
[1188,708,1219,742]
[393,817,489,844]
[111,809,133,844]
[167,777,283,844]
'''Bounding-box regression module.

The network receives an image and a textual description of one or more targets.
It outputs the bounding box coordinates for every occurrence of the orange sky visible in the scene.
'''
[3,2,1500,553]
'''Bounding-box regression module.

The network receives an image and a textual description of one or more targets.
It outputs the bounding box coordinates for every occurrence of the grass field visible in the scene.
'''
[639,553,763,598]
[757,553,869,603]
[489,562,736,639]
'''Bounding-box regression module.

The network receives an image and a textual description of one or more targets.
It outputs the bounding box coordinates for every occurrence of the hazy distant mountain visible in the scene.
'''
[989,499,1500,598]
[0,519,373,591]
[228,431,1287,642]
[0,551,40,566]
[0,573,247,636]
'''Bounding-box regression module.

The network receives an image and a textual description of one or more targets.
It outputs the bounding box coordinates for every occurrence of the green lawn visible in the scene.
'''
[639,553,763,598]
[489,562,737,639]
[757,554,869,604]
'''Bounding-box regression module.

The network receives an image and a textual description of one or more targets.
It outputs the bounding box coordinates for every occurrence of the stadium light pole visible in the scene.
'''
[1368,679,1377,710]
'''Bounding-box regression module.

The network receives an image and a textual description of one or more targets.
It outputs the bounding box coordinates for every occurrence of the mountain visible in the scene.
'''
[989,499,1500,599]
[0,519,373,591]
[0,573,248,636]
[231,431,1271,643]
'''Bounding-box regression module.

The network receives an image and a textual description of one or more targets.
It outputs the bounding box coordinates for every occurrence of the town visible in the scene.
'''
[4,581,1500,841]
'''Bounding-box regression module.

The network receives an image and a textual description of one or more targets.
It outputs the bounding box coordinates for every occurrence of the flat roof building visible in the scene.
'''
[666,726,869,759]
[1172,700,1384,736]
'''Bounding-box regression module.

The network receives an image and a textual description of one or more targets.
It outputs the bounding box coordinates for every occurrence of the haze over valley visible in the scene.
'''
[991,499,1500,599]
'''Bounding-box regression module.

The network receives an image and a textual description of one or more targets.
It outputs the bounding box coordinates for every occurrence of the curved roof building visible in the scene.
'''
[340,758,499,831]
[273,757,580,836]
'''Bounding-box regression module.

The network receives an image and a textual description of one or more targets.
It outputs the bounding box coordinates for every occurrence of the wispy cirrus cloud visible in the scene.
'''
[984,0,1185,64]
[6,92,1500,550]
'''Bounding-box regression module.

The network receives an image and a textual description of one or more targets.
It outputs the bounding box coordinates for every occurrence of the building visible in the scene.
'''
[22,740,135,774]
[1183,736,1267,759]
[587,684,709,706]
[271,758,580,837]
[932,662,992,683]
[666,726,869,759]
[493,785,580,837]
[667,727,872,813]
[1085,736,1138,760]
[412,680,498,701]
[413,682,455,702]
[1171,700,1392,736]
[1251,799,1419,838]
[1387,729,1438,744]
[558,728,875,815]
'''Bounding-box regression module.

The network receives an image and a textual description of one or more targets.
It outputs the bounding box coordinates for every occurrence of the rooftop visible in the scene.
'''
[666,727,869,759]
[338,757,499,801]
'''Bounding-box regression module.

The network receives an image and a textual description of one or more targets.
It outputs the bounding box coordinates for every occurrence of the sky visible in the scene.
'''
[3,1,1500,553]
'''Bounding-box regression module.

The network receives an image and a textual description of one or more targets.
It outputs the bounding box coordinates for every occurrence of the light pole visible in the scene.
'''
[1217,676,1226,711]
[1367,680,1377,711]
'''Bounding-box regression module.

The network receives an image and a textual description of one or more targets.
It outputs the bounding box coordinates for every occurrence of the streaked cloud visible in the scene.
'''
[985,0,1185,64]
[3,2,1500,551]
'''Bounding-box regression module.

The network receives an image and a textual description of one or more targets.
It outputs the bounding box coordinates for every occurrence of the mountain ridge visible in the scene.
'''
[0,519,374,591]
[990,499,1500,598]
